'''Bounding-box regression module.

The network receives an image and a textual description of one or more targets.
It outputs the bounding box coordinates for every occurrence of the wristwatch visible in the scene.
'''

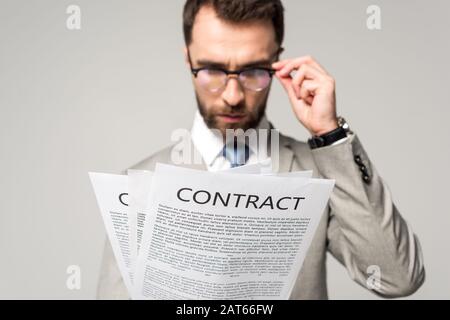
[308,117,351,149]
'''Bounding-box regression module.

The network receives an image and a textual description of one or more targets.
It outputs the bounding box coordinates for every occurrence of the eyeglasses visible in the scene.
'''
[191,67,276,93]
[188,51,278,93]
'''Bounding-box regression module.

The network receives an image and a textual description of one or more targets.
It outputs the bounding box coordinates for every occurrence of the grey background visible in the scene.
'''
[0,0,449,299]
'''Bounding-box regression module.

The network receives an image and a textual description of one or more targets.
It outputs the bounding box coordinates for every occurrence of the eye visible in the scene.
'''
[241,68,266,77]
[196,69,227,92]
[239,69,272,91]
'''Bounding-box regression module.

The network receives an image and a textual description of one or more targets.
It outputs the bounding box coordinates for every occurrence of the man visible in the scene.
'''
[97,0,425,299]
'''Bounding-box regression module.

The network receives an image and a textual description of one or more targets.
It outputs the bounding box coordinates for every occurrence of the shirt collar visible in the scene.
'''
[191,111,271,167]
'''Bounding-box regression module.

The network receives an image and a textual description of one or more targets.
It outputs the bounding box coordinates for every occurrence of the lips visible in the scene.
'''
[217,114,246,123]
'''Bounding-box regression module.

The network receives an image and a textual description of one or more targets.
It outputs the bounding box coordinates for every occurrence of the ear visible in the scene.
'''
[277,47,285,60]
[183,46,191,67]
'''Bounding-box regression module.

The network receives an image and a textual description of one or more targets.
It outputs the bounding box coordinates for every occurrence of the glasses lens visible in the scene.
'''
[197,69,227,92]
[239,69,272,92]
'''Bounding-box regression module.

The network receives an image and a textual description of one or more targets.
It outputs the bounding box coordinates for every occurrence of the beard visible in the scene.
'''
[195,92,268,135]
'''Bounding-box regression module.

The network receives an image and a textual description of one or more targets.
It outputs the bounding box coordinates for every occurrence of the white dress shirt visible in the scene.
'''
[190,111,348,172]
[191,111,272,172]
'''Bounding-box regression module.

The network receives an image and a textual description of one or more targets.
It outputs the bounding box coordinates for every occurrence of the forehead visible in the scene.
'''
[190,6,278,62]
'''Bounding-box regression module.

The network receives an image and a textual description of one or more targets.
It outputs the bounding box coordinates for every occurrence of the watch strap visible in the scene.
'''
[308,126,347,149]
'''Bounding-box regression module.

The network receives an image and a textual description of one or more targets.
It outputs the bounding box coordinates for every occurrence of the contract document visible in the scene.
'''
[90,163,334,300]
[89,163,273,297]
[133,164,334,299]
[88,172,134,292]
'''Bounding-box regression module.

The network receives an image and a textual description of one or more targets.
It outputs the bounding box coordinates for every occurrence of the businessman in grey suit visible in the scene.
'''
[97,0,425,299]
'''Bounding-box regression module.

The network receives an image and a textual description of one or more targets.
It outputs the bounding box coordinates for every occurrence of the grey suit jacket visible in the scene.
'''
[96,131,425,300]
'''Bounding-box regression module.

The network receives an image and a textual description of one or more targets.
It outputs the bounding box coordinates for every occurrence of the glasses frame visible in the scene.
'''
[187,49,281,92]
[191,66,276,78]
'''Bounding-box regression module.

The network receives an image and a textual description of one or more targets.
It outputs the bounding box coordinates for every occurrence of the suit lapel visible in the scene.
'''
[268,122,295,173]
[171,138,208,171]
[276,133,295,173]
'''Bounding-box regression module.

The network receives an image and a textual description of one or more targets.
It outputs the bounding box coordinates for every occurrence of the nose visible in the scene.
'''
[221,75,245,107]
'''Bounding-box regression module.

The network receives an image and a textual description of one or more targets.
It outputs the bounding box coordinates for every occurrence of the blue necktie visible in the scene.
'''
[222,140,250,168]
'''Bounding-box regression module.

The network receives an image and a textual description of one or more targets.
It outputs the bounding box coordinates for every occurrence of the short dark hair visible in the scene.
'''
[183,0,285,47]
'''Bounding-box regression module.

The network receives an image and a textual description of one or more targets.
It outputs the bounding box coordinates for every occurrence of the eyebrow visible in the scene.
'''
[195,58,273,69]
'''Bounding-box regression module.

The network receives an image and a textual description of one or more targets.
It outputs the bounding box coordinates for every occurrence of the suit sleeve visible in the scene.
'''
[311,133,425,298]
[96,238,130,300]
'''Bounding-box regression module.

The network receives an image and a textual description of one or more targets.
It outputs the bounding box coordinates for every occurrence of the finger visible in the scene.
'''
[302,56,327,74]
[296,56,327,74]
[304,95,314,106]
[291,65,323,99]
[276,73,313,110]
[283,61,324,79]
[275,72,297,102]
[273,56,326,74]
[278,59,300,77]
[300,64,323,80]
[299,80,319,103]
[279,56,327,77]
[291,66,306,99]
[272,59,291,70]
